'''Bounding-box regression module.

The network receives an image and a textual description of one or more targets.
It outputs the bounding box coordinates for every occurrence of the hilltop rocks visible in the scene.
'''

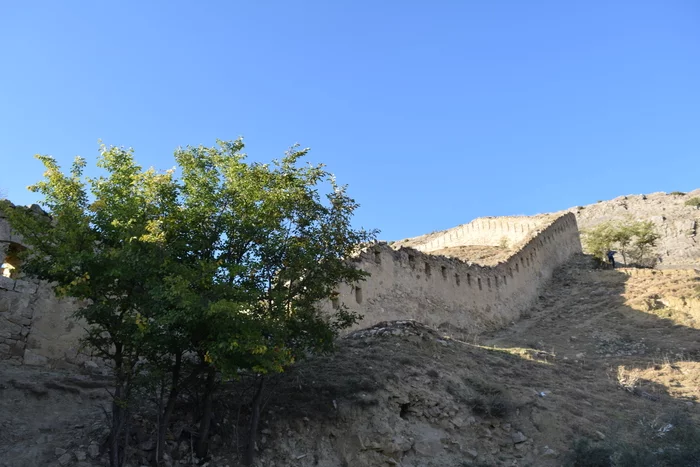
[571,189,700,268]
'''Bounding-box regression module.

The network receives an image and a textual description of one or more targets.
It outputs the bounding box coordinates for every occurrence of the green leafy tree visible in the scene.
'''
[157,141,376,463]
[1,151,177,467]
[611,223,635,265]
[3,139,377,466]
[628,220,660,267]
[582,222,617,262]
[582,219,659,268]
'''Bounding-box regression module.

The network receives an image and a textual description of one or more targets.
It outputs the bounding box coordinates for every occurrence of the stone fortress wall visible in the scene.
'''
[406,215,556,252]
[0,206,85,366]
[326,213,582,333]
[0,201,582,365]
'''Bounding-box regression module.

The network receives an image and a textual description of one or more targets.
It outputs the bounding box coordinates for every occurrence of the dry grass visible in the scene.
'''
[623,270,700,328]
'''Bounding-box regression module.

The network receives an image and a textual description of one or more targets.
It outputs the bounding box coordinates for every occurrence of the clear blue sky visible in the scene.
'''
[1,1,698,240]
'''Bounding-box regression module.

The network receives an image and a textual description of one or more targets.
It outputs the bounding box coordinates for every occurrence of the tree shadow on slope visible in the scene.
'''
[483,253,700,465]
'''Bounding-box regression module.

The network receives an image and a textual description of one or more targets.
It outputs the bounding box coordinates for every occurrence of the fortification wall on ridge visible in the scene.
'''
[0,203,582,365]
[413,216,553,252]
[324,213,582,334]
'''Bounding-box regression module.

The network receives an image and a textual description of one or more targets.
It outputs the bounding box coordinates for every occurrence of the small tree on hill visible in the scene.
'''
[628,220,660,267]
[582,219,660,268]
[2,139,377,466]
[581,222,617,262]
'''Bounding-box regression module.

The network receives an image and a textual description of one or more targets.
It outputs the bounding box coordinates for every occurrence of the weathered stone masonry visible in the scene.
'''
[325,213,582,333]
[0,207,85,366]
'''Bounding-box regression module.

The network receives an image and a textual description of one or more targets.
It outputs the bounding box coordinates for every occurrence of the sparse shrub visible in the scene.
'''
[669,191,686,196]
[657,412,700,466]
[570,438,657,467]
[459,376,512,418]
[399,356,416,366]
[568,413,700,467]
[471,393,511,418]
[684,197,700,209]
[498,236,509,249]
[570,439,613,467]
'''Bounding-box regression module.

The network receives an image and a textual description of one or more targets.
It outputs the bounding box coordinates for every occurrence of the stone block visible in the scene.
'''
[0,319,22,335]
[13,280,38,294]
[0,290,31,312]
[25,336,41,349]
[0,276,14,291]
[6,315,31,326]
[0,221,10,241]
[9,342,24,356]
[23,349,49,366]
[18,306,33,319]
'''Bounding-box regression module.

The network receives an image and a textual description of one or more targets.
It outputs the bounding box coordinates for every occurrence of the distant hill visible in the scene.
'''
[565,189,700,268]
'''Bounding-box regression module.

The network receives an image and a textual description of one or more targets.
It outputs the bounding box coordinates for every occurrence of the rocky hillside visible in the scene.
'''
[566,189,700,268]
[3,255,700,467]
[392,189,700,268]
[253,256,700,467]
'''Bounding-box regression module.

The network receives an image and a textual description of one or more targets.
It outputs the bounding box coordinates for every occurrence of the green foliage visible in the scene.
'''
[1,139,377,466]
[582,222,617,262]
[628,220,661,267]
[582,219,659,267]
[669,191,686,196]
[684,197,700,209]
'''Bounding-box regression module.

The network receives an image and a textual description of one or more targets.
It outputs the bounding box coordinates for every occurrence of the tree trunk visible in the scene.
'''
[110,384,123,467]
[243,377,265,466]
[196,367,217,459]
[156,353,182,464]
[122,405,131,467]
[110,345,125,467]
